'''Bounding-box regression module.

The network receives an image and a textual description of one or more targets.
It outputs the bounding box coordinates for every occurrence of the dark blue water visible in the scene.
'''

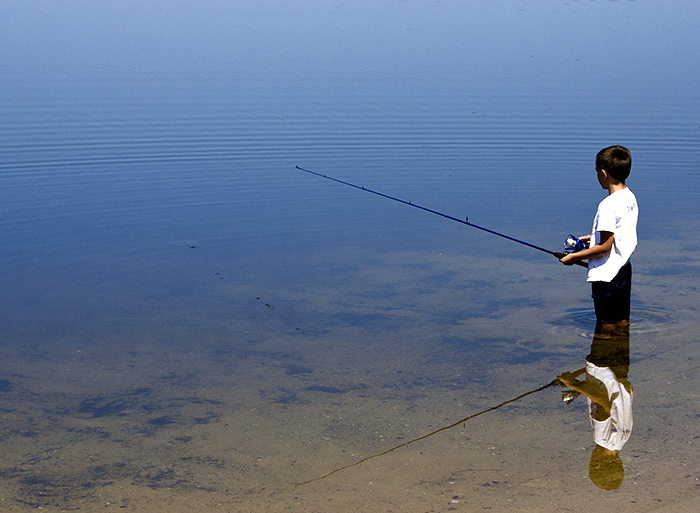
[1,1,699,510]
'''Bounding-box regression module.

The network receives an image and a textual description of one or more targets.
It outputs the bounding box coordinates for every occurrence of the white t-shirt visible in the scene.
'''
[587,187,638,283]
[586,360,633,451]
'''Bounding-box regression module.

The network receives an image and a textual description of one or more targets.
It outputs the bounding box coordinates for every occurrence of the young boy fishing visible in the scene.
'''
[560,145,639,336]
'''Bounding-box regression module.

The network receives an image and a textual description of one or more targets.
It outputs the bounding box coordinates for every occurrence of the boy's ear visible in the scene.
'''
[599,168,611,180]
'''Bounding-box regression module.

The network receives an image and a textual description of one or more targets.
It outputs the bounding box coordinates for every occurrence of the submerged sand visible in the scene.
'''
[1,250,698,512]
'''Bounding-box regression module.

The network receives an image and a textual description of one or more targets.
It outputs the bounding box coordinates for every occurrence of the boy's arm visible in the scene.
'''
[560,231,614,266]
[556,371,612,414]
[556,368,586,385]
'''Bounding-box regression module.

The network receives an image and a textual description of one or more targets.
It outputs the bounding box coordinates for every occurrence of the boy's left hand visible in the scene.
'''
[559,253,576,266]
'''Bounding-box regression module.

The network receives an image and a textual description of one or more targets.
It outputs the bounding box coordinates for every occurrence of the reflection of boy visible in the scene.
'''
[557,332,633,490]
[560,146,638,336]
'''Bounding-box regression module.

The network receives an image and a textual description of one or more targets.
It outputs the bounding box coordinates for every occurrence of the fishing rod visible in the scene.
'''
[294,371,586,487]
[295,166,587,268]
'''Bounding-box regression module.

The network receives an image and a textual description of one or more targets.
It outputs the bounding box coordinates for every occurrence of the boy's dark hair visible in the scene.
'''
[596,145,631,182]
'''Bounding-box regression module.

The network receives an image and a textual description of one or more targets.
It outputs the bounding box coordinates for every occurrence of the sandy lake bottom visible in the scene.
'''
[1,243,698,512]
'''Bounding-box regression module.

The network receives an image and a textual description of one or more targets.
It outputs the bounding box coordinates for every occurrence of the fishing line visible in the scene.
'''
[295,166,587,268]
[294,376,575,487]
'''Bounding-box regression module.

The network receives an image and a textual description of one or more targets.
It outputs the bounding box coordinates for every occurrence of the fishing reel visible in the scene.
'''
[563,234,589,254]
[562,389,581,404]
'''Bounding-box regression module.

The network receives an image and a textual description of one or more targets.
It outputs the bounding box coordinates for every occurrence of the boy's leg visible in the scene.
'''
[591,262,632,336]
[591,281,618,337]
[596,322,618,338]
[617,262,632,328]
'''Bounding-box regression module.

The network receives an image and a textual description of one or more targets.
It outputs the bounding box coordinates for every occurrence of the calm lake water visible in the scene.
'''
[1,1,699,511]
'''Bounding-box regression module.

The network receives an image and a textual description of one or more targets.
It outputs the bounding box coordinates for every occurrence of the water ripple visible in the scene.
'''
[553,305,688,337]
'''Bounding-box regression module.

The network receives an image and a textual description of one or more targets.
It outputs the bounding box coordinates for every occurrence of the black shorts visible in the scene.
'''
[591,261,632,326]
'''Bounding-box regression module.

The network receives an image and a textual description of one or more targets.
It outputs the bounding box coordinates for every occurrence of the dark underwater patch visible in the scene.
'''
[304,385,346,394]
[285,364,312,375]
[148,416,176,427]
[78,398,129,418]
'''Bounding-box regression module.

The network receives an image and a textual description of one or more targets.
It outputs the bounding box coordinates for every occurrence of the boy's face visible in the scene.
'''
[596,168,610,190]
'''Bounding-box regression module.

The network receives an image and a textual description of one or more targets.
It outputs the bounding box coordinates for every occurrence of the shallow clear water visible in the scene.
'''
[1,1,699,511]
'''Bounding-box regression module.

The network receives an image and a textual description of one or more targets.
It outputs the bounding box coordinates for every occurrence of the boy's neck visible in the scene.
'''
[607,181,627,195]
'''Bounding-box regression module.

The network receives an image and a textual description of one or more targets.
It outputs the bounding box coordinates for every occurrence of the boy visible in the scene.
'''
[560,146,638,336]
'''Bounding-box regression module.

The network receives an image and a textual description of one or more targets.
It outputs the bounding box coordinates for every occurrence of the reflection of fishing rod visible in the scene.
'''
[295,166,587,268]
[295,375,578,487]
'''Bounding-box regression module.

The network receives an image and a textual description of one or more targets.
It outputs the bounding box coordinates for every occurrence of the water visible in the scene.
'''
[1,0,699,511]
